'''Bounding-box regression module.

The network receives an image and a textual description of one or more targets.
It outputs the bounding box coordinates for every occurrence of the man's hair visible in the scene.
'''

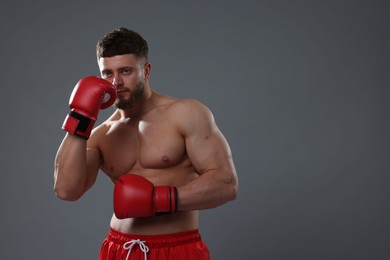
[96,27,149,60]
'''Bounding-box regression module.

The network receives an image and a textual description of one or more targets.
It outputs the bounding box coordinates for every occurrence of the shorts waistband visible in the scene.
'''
[107,228,202,248]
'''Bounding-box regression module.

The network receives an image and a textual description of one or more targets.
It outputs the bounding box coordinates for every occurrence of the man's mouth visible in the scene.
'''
[116,89,127,95]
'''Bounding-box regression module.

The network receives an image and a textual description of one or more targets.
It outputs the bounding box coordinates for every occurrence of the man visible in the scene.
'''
[54,27,238,260]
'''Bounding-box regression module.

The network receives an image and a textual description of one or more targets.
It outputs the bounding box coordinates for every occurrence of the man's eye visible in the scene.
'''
[122,69,130,74]
[102,72,112,78]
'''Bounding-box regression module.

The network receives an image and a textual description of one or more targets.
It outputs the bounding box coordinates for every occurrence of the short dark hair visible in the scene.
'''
[96,27,149,60]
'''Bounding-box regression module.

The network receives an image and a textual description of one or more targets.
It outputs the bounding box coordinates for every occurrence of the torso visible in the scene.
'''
[91,94,199,235]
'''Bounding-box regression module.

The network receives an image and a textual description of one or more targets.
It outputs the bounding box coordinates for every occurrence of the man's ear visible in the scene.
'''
[144,63,152,80]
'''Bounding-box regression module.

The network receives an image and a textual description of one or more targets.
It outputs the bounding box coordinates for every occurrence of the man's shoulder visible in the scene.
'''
[89,110,120,138]
[166,97,209,113]
[151,91,210,114]
[164,98,215,134]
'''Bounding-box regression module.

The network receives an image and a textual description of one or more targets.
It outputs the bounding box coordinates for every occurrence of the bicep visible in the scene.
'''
[187,126,235,175]
[84,140,103,190]
[180,101,235,176]
[84,125,106,190]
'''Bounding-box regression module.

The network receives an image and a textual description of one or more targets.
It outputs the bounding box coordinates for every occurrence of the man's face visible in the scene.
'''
[98,54,149,109]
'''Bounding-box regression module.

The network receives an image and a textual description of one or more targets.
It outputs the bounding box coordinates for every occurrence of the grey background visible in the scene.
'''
[0,1,388,259]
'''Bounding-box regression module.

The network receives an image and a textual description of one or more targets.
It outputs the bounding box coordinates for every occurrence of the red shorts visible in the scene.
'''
[99,228,210,260]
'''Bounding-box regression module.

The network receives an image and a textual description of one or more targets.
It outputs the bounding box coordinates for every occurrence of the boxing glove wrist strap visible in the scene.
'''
[154,186,178,215]
[62,111,96,139]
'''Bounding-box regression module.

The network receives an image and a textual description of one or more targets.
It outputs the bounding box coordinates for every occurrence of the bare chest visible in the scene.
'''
[99,118,187,179]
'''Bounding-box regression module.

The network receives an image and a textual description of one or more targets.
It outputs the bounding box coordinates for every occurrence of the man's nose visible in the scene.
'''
[112,75,123,87]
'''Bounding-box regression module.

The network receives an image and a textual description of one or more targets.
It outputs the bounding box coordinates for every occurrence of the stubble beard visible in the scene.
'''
[115,81,145,110]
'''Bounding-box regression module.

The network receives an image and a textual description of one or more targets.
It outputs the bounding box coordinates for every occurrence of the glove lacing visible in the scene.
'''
[123,239,149,260]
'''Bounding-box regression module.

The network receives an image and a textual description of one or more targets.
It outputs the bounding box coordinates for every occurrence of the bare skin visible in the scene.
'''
[54,54,238,235]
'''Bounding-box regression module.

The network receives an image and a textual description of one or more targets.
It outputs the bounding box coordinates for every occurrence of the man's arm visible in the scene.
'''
[175,99,239,211]
[53,76,116,201]
[54,134,101,201]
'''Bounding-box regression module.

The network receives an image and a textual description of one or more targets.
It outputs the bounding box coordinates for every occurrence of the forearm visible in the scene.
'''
[177,170,238,211]
[54,134,89,201]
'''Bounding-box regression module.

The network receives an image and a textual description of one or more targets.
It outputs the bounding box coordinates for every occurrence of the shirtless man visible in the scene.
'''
[54,27,238,260]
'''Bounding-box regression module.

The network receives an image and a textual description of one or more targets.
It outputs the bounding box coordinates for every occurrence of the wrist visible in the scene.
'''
[154,186,178,214]
[62,110,96,139]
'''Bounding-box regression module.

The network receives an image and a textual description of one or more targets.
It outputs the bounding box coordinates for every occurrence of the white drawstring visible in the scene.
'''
[123,239,149,260]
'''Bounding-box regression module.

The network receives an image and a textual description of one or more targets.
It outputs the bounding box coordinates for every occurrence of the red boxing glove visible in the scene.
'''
[114,174,178,219]
[62,76,116,139]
